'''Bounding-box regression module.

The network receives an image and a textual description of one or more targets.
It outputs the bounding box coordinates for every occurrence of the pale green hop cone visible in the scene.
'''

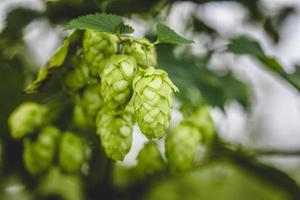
[190,106,216,144]
[23,126,60,175]
[96,109,133,161]
[165,121,202,172]
[83,30,119,75]
[8,102,48,139]
[136,141,165,177]
[101,55,137,108]
[59,132,86,173]
[124,38,157,68]
[132,67,178,139]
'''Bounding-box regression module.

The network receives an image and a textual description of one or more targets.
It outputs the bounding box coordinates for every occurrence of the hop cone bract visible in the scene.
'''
[101,55,137,108]
[96,109,133,161]
[124,38,157,67]
[132,67,178,139]
[9,102,48,139]
[165,122,202,172]
[83,30,119,75]
[136,141,165,177]
[59,132,85,173]
[23,126,60,175]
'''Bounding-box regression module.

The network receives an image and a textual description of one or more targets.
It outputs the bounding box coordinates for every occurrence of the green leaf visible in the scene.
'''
[157,45,251,108]
[227,36,300,92]
[282,66,300,90]
[117,24,134,34]
[67,13,133,34]
[156,23,193,45]
[227,36,264,57]
[25,30,82,94]
[257,55,284,74]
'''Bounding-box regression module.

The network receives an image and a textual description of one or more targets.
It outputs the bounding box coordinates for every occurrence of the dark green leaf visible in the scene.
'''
[67,13,131,34]
[227,36,300,92]
[25,30,83,94]
[116,23,134,34]
[227,36,264,57]
[156,23,193,45]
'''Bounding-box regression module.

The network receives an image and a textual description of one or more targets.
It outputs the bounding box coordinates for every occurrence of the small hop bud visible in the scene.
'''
[165,121,202,172]
[136,141,165,177]
[80,85,104,119]
[190,106,216,145]
[23,126,60,175]
[64,59,91,90]
[132,67,178,139]
[124,38,157,67]
[96,109,133,161]
[72,85,103,128]
[101,55,137,108]
[59,132,86,173]
[83,30,119,75]
[8,102,48,139]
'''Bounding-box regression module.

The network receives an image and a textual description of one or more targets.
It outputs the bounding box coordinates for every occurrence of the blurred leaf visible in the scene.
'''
[227,36,264,57]
[1,8,41,41]
[263,7,295,43]
[282,66,300,90]
[156,23,193,45]
[227,36,300,92]
[191,15,217,35]
[157,45,251,108]
[145,161,290,200]
[67,13,133,34]
[25,30,83,94]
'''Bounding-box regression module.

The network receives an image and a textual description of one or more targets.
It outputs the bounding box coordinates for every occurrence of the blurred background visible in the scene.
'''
[1,0,300,199]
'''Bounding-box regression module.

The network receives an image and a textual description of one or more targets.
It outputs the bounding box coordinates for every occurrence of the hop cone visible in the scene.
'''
[136,141,165,177]
[165,121,201,172]
[59,132,85,173]
[124,38,157,67]
[96,109,133,161]
[64,59,92,90]
[101,55,137,108]
[190,106,215,144]
[8,102,48,139]
[80,85,104,118]
[132,67,178,139]
[23,126,60,175]
[83,30,119,75]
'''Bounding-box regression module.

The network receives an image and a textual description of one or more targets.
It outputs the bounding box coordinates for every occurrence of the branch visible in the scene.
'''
[250,149,300,157]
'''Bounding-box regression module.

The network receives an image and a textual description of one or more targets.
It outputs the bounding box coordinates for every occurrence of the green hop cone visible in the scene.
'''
[79,85,103,119]
[124,38,157,67]
[8,102,48,139]
[64,59,92,90]
[101,55,137,108]
[132,67,178,139]
[83,30,119,75]
[165,121,202,172]
[136,141,165,177]
[96,109,133,161]
[23,126,60,175]
[59,132,85,173]
[73,85,103,128]
[190,106,216,145]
